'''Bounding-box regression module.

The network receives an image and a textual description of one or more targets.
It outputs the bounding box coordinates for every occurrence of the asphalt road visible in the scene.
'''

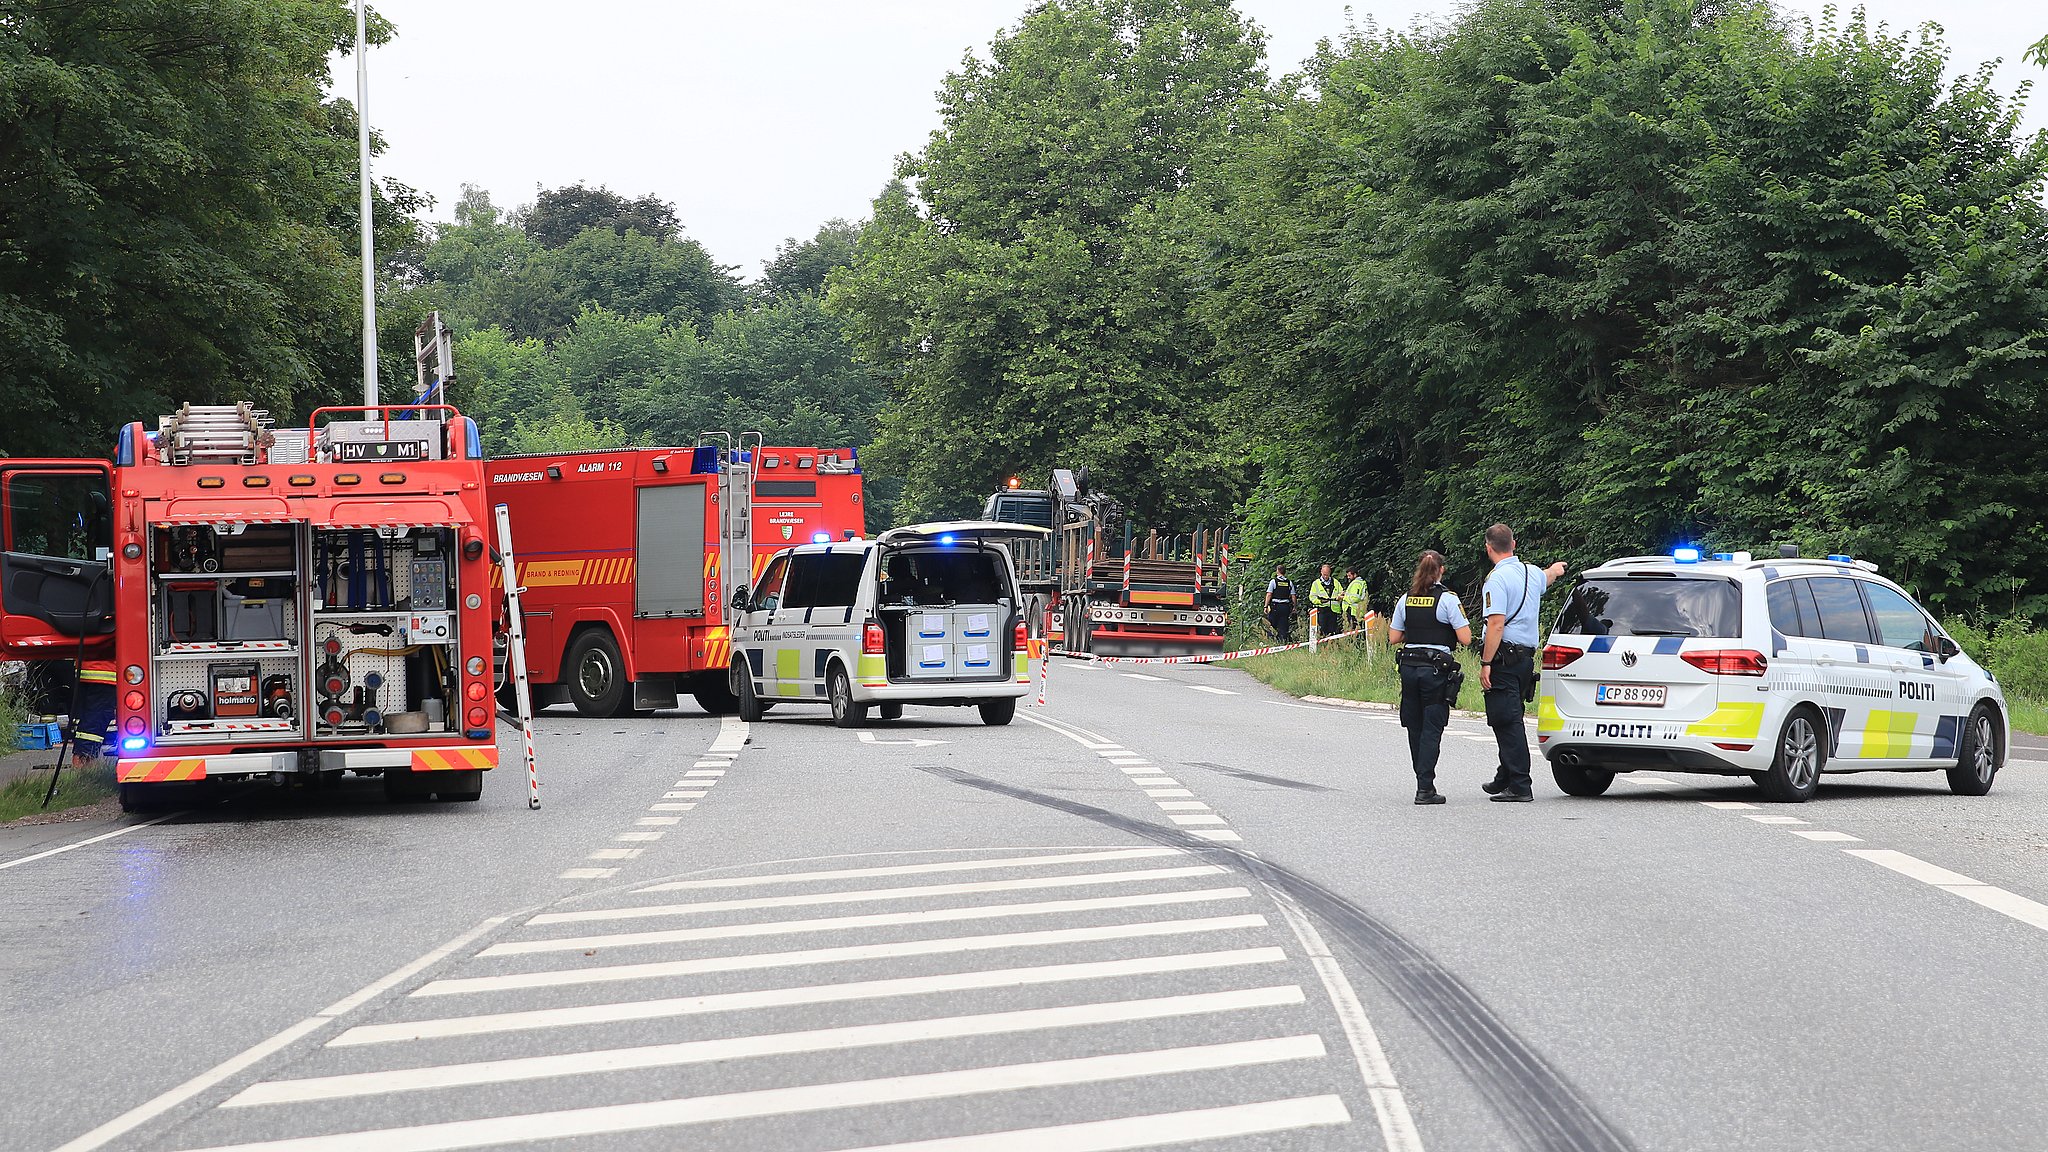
[1,656,2044,1152]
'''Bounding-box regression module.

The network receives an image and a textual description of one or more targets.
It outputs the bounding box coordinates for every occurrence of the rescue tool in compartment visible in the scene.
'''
[0,401,502,812]
[484,436,865,718]
[985,469,1229,659]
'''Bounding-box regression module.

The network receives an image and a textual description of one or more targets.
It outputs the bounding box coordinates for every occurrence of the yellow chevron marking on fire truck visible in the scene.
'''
[1684,702,1765,742]
[118,758,206,783]
[411,747,498,772]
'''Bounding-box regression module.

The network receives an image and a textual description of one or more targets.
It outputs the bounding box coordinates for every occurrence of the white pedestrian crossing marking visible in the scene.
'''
[413,915,1271,997]
[179,1037,1328,1152]
[225,987,1308,1107]
[829,1096,1353,1151]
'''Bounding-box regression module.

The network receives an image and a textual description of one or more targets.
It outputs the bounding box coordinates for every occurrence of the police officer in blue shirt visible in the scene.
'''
[1478,523,1566,801]
[1390,549,1471,805]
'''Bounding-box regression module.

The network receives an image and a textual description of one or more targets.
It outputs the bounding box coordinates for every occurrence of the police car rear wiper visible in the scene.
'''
[1628,628,1696,636]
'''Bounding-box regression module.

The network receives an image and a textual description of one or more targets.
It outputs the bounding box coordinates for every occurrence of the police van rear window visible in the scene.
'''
[1555,577,1742,638]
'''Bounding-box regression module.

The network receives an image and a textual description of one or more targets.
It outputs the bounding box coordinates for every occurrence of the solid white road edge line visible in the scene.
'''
[631,847,1182,893]
[0,811,181,872]
[49,913,511,1152]
[412,915,1272,997]
[176,1036,1329,1152]
[225,986,1309,1107]
[1269,893,1426,1152]
[330,947,1292,1046]
[826,1095,1352,1152]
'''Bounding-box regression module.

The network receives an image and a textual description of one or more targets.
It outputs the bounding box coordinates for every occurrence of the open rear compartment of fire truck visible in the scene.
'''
[124,403,491,804]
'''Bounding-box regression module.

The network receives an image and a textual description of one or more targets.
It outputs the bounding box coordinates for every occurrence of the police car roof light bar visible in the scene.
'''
[1672,547,1702,563]
[1826,554,1854,563]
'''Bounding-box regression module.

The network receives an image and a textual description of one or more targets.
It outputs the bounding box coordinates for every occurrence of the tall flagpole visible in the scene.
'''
[356,0,378,406]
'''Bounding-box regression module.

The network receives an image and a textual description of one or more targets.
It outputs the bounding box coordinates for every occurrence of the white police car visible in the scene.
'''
[1538,548,2006,802]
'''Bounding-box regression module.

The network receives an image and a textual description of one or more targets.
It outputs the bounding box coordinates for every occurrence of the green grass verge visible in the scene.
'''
[1230,637,1483,712]
[0,759,117,823]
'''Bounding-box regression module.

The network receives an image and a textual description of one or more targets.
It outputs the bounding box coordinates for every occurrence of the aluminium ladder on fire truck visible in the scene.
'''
[158,403,273,466]
[494,503,542,810]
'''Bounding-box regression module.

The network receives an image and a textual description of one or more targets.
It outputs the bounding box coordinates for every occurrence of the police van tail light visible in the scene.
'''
[1681,649,1768,676]
[1013,618,1028,650]
[863,621,885,655]
[1541,644,1584,671]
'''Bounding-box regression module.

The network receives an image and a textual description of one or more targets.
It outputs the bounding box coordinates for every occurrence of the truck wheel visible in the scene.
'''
[118,783,167,814]
[431,770,483,802]
[691,672,737,716]
[1756,706,1825,802]
[979,697,1017,726]
[733,658,763,722]
[829,665,867,728]
[566,630,628,718]
[383,770,428,803]
[1947,704,2001,796]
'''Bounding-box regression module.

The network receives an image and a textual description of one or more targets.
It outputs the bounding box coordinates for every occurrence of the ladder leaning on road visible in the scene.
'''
[494,503,542,810]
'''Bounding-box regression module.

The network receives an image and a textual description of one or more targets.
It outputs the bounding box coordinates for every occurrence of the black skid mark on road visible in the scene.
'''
[1182,762,1337,793]
[912,764,1640,1152]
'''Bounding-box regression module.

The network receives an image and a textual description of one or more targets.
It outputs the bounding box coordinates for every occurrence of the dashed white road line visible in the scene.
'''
[1845,849,2048,932]
[1187,685,1237,695]
[560,868,619,880]
[1790,830,1862,842]
[1122,674,1166,682]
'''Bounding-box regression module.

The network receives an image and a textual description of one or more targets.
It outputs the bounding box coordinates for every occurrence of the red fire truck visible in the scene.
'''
[0,404,500,811]
[486,439,863,717]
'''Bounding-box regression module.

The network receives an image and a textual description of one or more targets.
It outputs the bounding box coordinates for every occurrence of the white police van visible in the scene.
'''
[1538,548,2006,801]
[728,522,1040,727]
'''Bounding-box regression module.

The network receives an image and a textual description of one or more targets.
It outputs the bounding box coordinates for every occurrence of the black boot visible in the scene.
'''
[1481,776,1508,795]
[1414,788,1445,805]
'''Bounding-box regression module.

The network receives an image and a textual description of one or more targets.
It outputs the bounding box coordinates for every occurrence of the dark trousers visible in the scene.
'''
[1399,660,1452,791]
[1268,605,1293,640]
[1486,649,1536,795]
[1313,606,1339,637]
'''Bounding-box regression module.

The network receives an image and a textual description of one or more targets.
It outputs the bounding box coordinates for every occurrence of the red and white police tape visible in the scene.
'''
[1053,614,1376,665]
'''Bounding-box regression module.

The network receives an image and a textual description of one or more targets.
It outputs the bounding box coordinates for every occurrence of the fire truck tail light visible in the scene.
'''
[465,682,488,702]
[123,717,147,736]
[123,690,145,711]
[466,656,485,676]
[466,706,489,728]
[124,665,144,685]
[863,622,885,655]
[122,542,142,560]
[121,737,148,752]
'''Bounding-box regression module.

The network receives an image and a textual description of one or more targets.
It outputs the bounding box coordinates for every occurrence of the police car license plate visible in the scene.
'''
[1595,684,1666,707]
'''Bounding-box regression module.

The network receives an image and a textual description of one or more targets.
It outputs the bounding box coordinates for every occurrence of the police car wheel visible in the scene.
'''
[566,630,629,718]
[829,666,867,728]
[1757,706,1825,802]
[1550,762,1614,797]
[1946,704,2001,796]
[733,658,763,723]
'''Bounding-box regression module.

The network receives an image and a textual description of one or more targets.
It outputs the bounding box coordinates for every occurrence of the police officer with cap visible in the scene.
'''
[1264,565,1295,640]
[1478,523,1565,801]
[1390,550,1470,804]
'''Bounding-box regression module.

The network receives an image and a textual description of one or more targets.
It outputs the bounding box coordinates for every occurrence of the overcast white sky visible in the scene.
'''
[355,1,2045,279]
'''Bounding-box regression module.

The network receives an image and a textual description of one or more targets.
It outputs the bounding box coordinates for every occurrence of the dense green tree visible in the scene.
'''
[761,219,862,297]
[0,0,424,457]
[1201,0,2048,613]
[521,183,679,248]
[830,0,1268,526]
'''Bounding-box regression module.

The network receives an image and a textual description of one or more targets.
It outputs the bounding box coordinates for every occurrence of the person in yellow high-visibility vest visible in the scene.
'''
[74,659,118,768]
[1306,564,1341,641]
[1342,567,1371,637]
